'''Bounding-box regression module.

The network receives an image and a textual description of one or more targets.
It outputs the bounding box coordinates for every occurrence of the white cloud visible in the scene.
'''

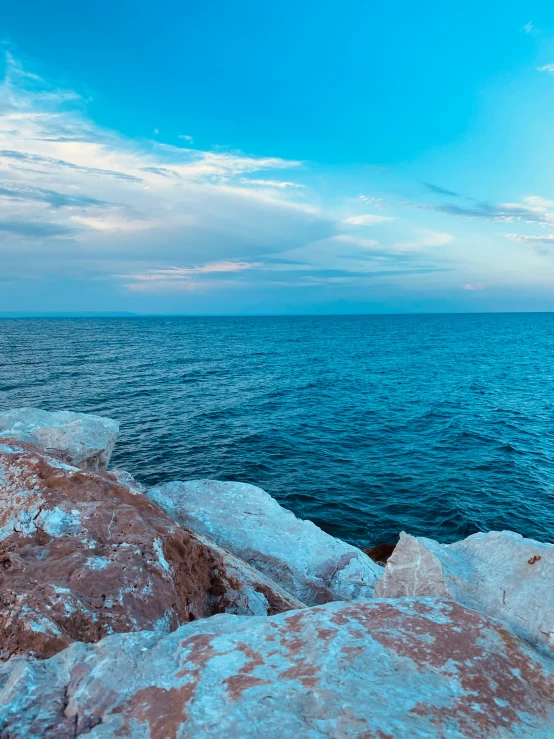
[240,178,305,188]
[343,214,394,225]
[392,231,454,251]
[0,54,331,284]
[505,232,554,255]
[413,194,554,227]
[358,195,384,208]
[520,195,554,211]
[331,234,380,249]
[69,213,156,232]
[120,262,257,293]
[464,283,485,291]
[537,64,554,74]
[506,232,554,243]
[178,134,193,143]
[123,278,245,293]
[523,21,537,33]
[120,260,258,281]
[153,128,159,134]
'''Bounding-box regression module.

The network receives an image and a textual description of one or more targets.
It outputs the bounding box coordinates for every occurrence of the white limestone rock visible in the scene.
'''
[2,597,554,738]
[148,480,382,605]
[0,407,119,471]
[376,530,554,657]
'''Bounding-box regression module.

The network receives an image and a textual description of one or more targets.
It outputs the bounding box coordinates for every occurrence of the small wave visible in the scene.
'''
[497,442,524,454]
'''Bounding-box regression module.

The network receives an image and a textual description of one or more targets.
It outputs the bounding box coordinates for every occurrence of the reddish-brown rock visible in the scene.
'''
[376,530,554,657]
[0,440,303,660]
[2,598,554,738]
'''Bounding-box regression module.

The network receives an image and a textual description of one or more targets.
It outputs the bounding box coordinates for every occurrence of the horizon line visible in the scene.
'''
[1,310,554,319]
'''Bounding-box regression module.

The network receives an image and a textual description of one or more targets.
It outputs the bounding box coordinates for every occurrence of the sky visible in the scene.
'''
[2,1,554,314]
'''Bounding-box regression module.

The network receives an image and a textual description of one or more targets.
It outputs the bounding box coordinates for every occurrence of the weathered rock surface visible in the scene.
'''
[3,597,554,738]
[106,467,147,495]
[148,480,382,605]
[0,407,119,471]
[0,441,302,660]
[376,530,554,657]
[197,532,304,616]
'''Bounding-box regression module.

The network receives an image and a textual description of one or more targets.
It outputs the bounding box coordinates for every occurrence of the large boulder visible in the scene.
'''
[0,440,303,660]
[148,480,382,605]
[376,530,554,657]
[0,407,119,471]
[2,597,554,738]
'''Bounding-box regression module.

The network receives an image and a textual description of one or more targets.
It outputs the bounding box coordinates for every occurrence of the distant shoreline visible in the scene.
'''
[1,310,554,319]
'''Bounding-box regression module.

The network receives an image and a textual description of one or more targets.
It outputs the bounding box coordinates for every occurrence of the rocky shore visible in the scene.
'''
[0,408,553,737]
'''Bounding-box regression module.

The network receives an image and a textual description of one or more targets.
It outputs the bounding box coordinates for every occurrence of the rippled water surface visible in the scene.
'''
[1,314,554,547]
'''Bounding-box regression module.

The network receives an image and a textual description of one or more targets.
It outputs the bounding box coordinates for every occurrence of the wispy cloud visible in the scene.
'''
[178,134,193,143]
[423,182,459,197]
[523,20,538,34]
[343,214,394,225]
[391,231,454,251]
[411,196,554,226]
[0,149,141,181]
[505,232,554,255]
[69,212,154,232]
[119,261,259,292]
[464,282,485,291]
[506,233,554,244]
[0,182,109,208]
[0,217,73,237]
[240,178,305,188]
[121,261,258,281]
[358,195,384,208]
[537,64,554,74]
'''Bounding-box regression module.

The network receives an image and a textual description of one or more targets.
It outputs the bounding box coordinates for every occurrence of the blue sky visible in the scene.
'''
[2,1,554,313]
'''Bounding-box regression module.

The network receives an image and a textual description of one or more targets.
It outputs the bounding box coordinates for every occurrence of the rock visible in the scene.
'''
[0,407,119,471]
[0,441,302,660]
[2,597,554,738]
[363,542,396,565]
[106,468,147,494]
[376,530,554,657]
[148,480,382,605]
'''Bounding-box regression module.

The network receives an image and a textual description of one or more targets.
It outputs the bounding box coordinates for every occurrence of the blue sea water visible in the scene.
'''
[1,313,554,548]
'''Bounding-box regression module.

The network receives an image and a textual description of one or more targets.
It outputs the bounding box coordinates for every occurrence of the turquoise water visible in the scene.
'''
[1,314,554,548]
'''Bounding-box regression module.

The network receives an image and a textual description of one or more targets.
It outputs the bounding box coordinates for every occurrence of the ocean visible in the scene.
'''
[1,313,554,548]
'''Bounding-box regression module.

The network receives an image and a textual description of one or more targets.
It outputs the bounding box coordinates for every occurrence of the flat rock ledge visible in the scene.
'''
[148,480,382,606]
[3,598,554,738]
[0,407,119,471]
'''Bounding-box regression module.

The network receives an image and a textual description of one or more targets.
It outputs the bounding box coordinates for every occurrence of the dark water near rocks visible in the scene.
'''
[1,314,554,548]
